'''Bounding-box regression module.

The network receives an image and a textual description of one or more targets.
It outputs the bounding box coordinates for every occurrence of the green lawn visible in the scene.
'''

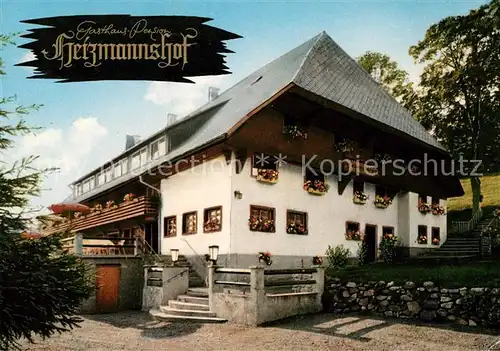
[327,261,500,288]
[447,173,500,222]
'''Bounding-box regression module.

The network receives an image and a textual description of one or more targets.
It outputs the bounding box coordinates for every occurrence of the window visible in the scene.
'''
[203,206,222,233]
[431,197,440,206]
[305,167,325,183]
[131,152,140,170]
[353,180,364,194]
[382,226,394,237]
[122,229,132,238]
[76,183,83,195]
[346,221,360,232]
[120,159,128,175]
[140,147,148,166]
[82,180,90,193]
[151,137,166,160]
[419,194,428,203]
[418,225,428,244]
[159,137,167,155]
[114,162,122,178]
[182,212,197,235]
[164,216,176,237]
[97,172,105,187]
[249,205,275,232]
[104,168,112,183]
[286,210,308,235]
[251,152,277,173]
[431,227,440,245]
[89,176,95,190]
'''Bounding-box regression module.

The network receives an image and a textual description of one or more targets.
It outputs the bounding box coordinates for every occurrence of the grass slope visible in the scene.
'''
[447,173,500,221]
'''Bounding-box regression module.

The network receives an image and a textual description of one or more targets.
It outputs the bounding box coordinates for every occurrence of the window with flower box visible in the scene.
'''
[419,194,428,203]
[382,226,394,238]
[374,185,393,208]
[251,153,279,183]
[417,225,428,244]
[431,197,440,206]
[431,227,440,245]
[345,221,361,241]
[286,210,308,235]
[353,180,367,204]
[304,168,328,195]
[164,216,176,237]
[418,193,431,213]
[182,212,197,235]
[203,206,222,233]
[283,115,308,140]
[249,205,275,233]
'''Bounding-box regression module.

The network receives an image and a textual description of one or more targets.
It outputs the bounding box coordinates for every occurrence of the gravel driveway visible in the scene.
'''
[22,312,500,351]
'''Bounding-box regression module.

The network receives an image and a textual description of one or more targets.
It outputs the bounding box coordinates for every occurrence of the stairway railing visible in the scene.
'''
[451,208,483,234]
[181,239,209,286]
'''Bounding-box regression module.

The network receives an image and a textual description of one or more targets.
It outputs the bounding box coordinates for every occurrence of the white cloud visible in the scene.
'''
[144,75,234,116]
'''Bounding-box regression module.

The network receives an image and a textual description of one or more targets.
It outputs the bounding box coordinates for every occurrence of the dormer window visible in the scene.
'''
[151,137,167,160]
[120,159,128,175]
[114,162,122,178]
[140,147,148,167]
[104,168,112,183]
[97,171,105,186]
[131,152,140,170]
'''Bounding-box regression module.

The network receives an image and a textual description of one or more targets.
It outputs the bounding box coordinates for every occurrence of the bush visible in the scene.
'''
[357,241,368,266]
[379,236,398,263]
[325,244,350,269]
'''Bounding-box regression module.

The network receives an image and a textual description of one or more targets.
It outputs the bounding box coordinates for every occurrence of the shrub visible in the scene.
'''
[379,235,398,263]
[357,241,368,266]
[325,244,350,269]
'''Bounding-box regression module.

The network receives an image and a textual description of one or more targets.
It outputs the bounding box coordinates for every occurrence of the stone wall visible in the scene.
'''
[324,278,500,328]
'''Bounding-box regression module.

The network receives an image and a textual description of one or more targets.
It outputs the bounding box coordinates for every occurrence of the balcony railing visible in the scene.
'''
[62,234,141,257]
[43,196,158,235]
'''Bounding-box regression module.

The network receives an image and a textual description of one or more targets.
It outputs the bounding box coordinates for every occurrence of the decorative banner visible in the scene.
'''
[16,15,242,83]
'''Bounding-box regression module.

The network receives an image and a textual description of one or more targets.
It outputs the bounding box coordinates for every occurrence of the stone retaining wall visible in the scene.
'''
[324,278,500,328]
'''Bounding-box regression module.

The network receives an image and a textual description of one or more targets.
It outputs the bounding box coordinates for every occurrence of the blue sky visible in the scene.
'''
[1,0,487,213]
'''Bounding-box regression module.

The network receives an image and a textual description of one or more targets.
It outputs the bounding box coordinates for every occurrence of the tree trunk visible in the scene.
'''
[471,176,481,214]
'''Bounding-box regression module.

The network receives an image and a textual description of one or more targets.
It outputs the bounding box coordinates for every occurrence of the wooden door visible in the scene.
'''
[96,265,120,313]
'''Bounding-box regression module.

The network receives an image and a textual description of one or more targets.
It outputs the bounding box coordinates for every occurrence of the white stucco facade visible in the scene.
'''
[160,153,447,259]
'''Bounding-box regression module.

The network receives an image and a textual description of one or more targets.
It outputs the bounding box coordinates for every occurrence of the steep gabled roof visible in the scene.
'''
[74,31,448,202]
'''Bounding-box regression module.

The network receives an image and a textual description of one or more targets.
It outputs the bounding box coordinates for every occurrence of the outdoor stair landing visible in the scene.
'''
[150,288,226,323]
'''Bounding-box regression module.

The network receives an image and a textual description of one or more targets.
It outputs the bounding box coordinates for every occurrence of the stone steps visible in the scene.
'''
[168,300,210,311]
[177,294,209,305]
[150,309,226,323]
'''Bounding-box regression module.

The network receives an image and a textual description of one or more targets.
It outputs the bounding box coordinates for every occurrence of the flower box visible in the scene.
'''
[256,169,279,184]
[431,205,445,215]
[345,230,363,241]
[417,235,428,244]
[353,191,368,205]
[249,217,275,233]
[287,222,307,235]
[432,238,440,245]
[312,256,323,265]
[283,125,308,140]
[374,195,392,209]
[258,251,273,266]
[418,202,432,214]
[304,180,329,195]
[375,202,389,209]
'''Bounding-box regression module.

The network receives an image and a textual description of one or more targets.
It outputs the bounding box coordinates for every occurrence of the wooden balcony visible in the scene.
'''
[42,196,158,235]
[62,234,142,257]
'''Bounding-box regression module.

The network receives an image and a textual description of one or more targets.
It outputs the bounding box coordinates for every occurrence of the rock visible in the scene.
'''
[423,281,435,289]
[333,278,341,283]
[430,287,439,292]
[343,308,350,313]
[342,291,350,298]
[455,318,468,326]
[420,310,436,321]
[447,315,456,322]
[437,309,447,317]
[430,293,439,299]
[448,289,460,294]
[441,302,454,309]
[351,293,357,299]
[376,295,388,301]
[459,288,467,296]
[400,295,413,302]
[361,306,367,311]
[377,281,386,286]
[422,300,440,309]
[367,304,374,311]
[407,301,421,315]
[441,288,448,294]
[349,288,359,294]
[441,297,452,302]
[380,300,389,307]
[384,311,393,317]
[456,298,463,305]
[491,288,500,295]
[404,281,416,289]
[469,320,477,327]
[471,288,484,295]
[359,298,369,306]
[351,305,360,312]
[381,289,390,294]
[389,305,401,313]
[364,289,374,297]
[417,287,425,292]
[387,281,395,287]
[346,282,357,288]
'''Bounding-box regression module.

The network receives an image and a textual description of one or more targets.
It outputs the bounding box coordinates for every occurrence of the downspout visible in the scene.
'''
[139,176,162,255]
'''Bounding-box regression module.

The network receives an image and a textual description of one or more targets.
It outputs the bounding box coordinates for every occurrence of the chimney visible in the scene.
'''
[125,135,141,150]
[166,113,177,127]
[208,86,220,102]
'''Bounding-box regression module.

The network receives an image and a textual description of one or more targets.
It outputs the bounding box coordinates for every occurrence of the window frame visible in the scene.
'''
[131,151,141,170]
[89,176,95,190]
[249,205,276,233]
[182,211,198,235]
[419,194,428,203]
[286,210,308,235]
[251,152,277,176]
[431,197,440,206]
[382,226,394,236]
[164,216,177,237]
[418,225,428,244]
[345,221,360,232]
[203,206,223,233]
[431,227,440,244]
[114,162,122,179]
[139,147,148,167]
[104,167,112,183]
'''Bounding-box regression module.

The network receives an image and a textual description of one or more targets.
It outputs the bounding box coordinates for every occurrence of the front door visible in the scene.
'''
[364,225,377,263]
[96,265,120,313]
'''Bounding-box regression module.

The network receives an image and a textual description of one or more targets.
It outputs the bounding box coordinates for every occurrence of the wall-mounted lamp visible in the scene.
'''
[208,245,219,265]
[234,190,243,199]
[170,249,179,266]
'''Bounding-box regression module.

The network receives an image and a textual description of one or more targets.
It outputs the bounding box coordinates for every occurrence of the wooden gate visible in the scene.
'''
[96,265,120,313]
